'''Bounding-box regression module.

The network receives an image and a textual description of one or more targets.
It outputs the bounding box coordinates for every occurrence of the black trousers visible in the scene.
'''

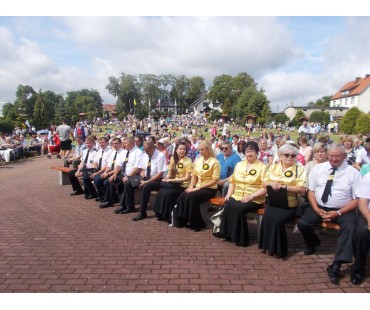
[68,169,83,193]
[297,205,357,263]
[353,215,370,275]
[83,176,98,197]
[106,174,124,203]
[121,179,161,213]
[93,174,106,199]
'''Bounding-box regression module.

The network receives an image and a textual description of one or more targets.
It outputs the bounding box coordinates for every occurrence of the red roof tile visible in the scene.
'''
[331,75,370,100]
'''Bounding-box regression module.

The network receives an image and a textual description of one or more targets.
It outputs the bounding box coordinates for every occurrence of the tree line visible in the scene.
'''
[1,72,273,132]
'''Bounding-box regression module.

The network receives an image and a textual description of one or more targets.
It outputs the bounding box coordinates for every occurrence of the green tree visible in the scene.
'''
[309,111,330,124]
[292,109,306,127]
[65,89,104,121]
[170,75,190,114]
[273,113,290,125]
[0,119,15,134]
[340,107,363,134]
[187,76,206,107]
[354,114,370,134]
[13,85,37,124]
[208,74,233,108]
[106,73,140,117]
[1,102,18,121]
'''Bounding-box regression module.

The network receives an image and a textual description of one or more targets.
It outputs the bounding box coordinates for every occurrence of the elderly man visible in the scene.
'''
[351,173,370,285]
[216,140,241,197]
[122,140,167,221]
[297,143,361,285]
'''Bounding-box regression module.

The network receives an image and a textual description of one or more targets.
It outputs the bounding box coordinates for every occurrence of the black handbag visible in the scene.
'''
[127,175,142,187]
[81,168,96,179]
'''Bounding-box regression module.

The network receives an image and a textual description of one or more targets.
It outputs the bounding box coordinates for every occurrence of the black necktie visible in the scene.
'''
[83,149,90,167]
[146,156,152,180]
[98,150,104,170]
[321,167,337,203]
[111,151,118,170]
[121,150,130,175]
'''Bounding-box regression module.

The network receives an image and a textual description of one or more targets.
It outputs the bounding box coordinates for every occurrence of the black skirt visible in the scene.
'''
[219,197,262,247]
[258,204,296,258]
[153,183,184,222]
[173,188,217,231]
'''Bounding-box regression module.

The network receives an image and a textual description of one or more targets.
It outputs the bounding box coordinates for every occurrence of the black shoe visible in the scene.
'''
[327,264,340,285]
[86,195,98,200]
[132,212,147,221]
[304,239,321,255]
[70,190,84,196]
[351,272,364,285]
[100,201,113,208]
[114,206,126,214]
[121,208,136,214]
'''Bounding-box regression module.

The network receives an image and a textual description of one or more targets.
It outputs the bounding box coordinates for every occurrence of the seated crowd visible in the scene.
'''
[57,128,370,286]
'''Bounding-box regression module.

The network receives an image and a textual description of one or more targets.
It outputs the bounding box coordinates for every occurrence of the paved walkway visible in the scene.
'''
[0,156,369,293]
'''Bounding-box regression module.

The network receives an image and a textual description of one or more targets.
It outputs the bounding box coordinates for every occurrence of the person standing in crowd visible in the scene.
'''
[74,122,87,142]
[68,136,98,197]
[297,143,361,285]
[216,140,241,197]
[153,141,192,222]
[172,140,220,232]
[298,135,313,164]
[219,141,267,247]
[351,173,370,285]
[122,140,167,221]
[56,118,73,159]
[258,144,306,258]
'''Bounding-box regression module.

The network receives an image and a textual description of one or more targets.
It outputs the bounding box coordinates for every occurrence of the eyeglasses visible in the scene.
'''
[284,154,297,158]
[221,147,229,150]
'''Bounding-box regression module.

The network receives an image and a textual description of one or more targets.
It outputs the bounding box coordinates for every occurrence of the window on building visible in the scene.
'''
[203,102,209,108]
[351,97,355,104]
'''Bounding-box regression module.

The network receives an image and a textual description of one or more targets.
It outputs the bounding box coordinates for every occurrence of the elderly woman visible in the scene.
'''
[258,143,307,258]
[305,142,328,179]
[153,141,192,222]
[258,139,273,165]
[219,141,268,247]
[342,136,356,166]
[172,140,220,232]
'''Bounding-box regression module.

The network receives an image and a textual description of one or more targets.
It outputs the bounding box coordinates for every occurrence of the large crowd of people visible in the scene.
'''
[1,115,370,286]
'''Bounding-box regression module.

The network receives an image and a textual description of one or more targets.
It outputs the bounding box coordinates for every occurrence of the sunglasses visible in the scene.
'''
[284,154,297,158]
[221,147,230,150]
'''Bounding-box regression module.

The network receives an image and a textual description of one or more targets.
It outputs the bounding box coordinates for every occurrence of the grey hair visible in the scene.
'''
[278,144,299,156]
[327,143,345,154]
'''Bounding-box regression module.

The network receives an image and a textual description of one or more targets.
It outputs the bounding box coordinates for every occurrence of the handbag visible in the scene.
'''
[127,175,142,187]
[266,185,289,209]
[210,203,226,235]
[81,168,96,179]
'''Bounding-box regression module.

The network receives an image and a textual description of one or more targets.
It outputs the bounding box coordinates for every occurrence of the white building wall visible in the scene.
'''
[358,87,370,113]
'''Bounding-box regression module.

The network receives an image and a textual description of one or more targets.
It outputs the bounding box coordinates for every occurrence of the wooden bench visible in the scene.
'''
[205,198,340,241]
[51,166,73,185]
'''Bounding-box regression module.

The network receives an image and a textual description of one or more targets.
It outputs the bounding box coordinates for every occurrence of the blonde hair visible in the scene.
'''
[199,140,215,158]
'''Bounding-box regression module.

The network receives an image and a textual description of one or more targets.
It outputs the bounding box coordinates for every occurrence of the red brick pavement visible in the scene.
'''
[0,157,369,293]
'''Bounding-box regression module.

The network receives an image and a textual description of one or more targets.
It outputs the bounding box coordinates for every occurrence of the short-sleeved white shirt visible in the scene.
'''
[355,148,370,165]
[116,146,143,176]
[309,161,361,209]
[356,173,370,210]
[140,149,167,179]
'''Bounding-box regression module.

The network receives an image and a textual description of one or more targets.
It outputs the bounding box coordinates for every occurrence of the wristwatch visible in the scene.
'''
[336,210,342,216]
[252,194,256,199]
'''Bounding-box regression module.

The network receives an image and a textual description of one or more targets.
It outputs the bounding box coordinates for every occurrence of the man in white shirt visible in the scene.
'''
[68,136,98,197]
[122,140,167,221]
[352,173,370,285]
[298,121,309,135]
[297,143,361,285]
[109,137,143,212]
[353,142,370,171]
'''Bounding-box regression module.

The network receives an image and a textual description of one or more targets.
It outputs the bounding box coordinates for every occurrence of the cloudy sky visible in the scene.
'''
[1,1,370,113]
